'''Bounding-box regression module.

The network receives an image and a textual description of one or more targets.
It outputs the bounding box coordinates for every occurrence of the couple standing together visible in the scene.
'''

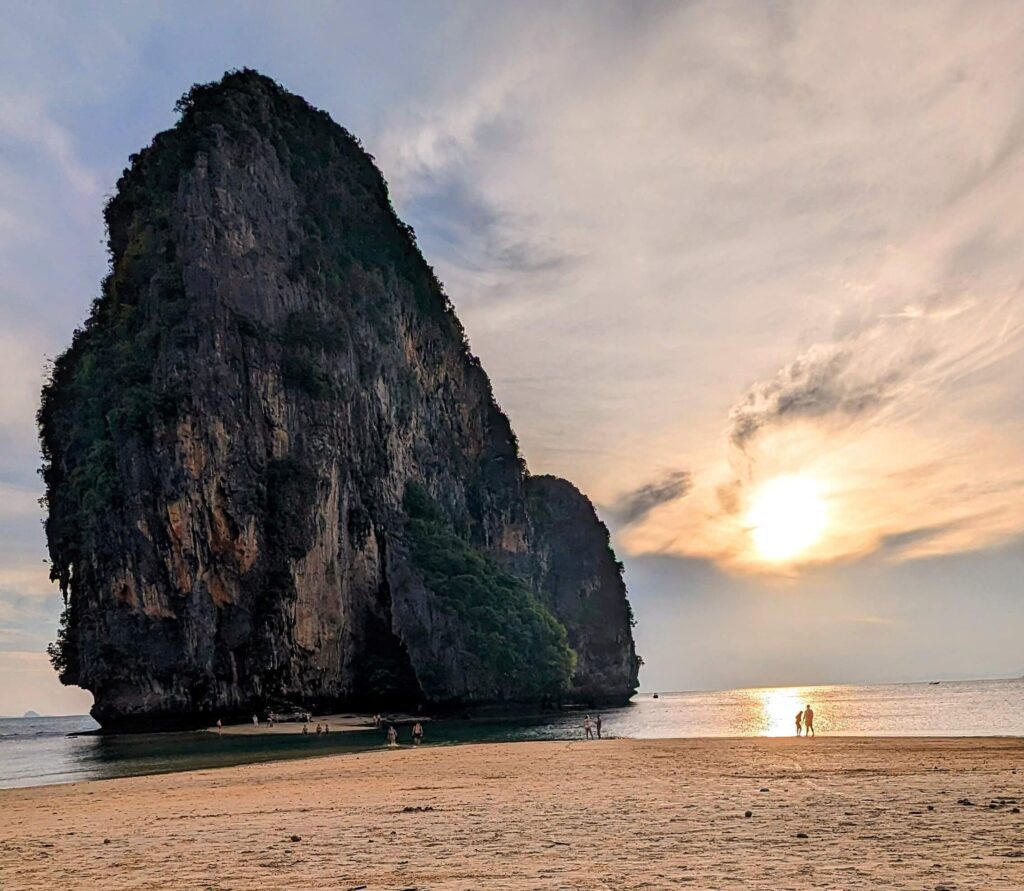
[795,704,815,736]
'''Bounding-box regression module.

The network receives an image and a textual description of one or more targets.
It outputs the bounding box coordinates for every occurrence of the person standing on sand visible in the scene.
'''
[216,718,222,733]
[584,714,593,740]
[595,715,603,739]
[387,725,398,747]
[795,711,803,736]
[803,704,815,737]
[252,713,259,728]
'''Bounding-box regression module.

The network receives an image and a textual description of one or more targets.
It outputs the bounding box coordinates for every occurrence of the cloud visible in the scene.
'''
[877,522,967,556]
[0,94,97,195]
[607,470,692,527]
[728,343,910,451]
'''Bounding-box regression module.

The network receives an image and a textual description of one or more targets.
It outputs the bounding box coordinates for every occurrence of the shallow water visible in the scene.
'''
[2,677,1020,789]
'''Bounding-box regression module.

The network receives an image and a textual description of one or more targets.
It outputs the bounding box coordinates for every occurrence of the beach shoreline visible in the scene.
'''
[3,736,1022,889]
[207,712,414,736]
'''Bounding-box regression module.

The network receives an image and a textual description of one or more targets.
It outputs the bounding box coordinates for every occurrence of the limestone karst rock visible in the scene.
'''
[39,70,639,729]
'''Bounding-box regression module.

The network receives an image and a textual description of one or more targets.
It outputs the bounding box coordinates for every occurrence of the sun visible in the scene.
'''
[747,475,828,562]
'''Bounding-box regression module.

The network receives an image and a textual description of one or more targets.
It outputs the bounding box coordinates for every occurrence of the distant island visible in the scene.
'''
[22,711,41,719]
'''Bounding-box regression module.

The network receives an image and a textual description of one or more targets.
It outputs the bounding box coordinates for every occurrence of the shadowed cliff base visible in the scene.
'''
[38,69,639,730]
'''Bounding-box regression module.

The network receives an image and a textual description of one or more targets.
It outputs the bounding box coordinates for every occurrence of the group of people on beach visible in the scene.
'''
[302,721,329,735]
[795,704,815,736]
[215,712,324,734]
[220,711,611,742]
[384,721,424,747]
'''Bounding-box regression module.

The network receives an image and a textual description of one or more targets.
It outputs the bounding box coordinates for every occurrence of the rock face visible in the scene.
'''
[39,70,639,729]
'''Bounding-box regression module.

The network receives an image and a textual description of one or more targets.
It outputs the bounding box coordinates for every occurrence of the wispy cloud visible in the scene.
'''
[0,94,97,195]
[728,342,912,452]
[606,471,692,527]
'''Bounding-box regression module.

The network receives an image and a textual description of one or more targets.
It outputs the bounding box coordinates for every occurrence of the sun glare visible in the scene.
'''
[747,475,827,562]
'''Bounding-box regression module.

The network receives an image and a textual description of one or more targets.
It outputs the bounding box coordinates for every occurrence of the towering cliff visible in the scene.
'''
[39,70,639,729]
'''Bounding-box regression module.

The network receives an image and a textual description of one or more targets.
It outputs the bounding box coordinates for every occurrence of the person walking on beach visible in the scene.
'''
[595,715,603,739]
[803,704,815,737]
[387,725,398,747]
[412,722,424,745]
[584,714,593,740]
[795,710,803,736]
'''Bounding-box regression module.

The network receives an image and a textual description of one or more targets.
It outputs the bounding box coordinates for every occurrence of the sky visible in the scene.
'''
[1,1,1022,715]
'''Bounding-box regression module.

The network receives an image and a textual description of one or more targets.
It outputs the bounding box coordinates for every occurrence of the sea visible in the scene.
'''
[2,677,1021,790]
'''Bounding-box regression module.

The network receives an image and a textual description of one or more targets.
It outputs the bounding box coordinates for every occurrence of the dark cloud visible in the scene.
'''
[728,344,909,451]
[405,175,577,279]
[878,523,961,555]
[608,470,692,526]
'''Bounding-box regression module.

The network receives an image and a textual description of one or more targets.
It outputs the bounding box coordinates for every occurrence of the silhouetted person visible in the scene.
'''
[412,722,424,745]
[302,722,309,735]
[315,722,322,735]
[803,704,815,737]
[795,711,803,736]
[595,715,603,739]
[252,713,259,727]
[323,721,329,734]
[216,718,222,733]
[584,714,593,740]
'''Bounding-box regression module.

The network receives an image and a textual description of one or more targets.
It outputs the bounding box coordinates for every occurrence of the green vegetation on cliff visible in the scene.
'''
[403,484,576,701]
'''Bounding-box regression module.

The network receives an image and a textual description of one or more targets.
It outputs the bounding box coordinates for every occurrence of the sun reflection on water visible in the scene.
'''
[751,687,807,737]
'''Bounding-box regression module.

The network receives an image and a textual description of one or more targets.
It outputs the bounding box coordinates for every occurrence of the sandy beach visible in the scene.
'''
[2,737,1022,889]
[209,713,413,736]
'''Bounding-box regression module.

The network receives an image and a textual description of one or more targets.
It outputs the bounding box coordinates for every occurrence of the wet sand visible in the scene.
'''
[211,713,378,735]
[2,737,1022,889]
[209,712,425,735]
